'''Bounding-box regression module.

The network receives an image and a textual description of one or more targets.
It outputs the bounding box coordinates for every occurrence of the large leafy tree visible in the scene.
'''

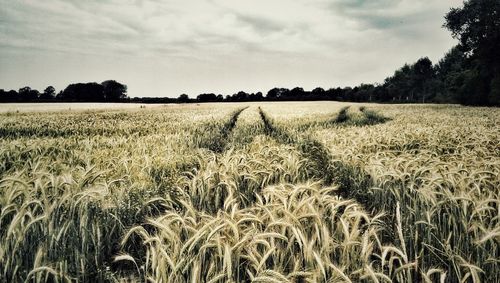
[383,58,436,103]
[18,86,39,101]
[435,46,467,103]
[40,86,56,100]
[59,83,105,101]
[412,57,435,103]
[177,93,190,103]
[445,0,500,66]
[102,80,128,102]
[444,0,500,105]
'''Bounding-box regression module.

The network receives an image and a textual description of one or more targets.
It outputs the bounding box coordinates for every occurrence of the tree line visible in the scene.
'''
[1,0,498,106]
[0,80,128,103]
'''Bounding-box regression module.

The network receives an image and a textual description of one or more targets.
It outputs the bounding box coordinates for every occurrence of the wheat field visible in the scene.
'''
[0,102,498,282]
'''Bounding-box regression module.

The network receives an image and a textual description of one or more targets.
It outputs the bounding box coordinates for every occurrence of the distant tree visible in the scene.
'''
[132,96,176,103]
[435,46,467,103]
[266,88,280,100]
[373,84,390,102]
[7,90,19,101]
[288,87,305,100]
[32,90,40,100]
[339,87,351,101]
[356,84,375,102]
[325,87,342,101]
[102,80,127,101]
[412,57,435,103]
[232,91,249,102]
[311,87,325,99]
[18,86,39,101]
[489,75,500,105]
[60,83,104,101]
[197,93,217,102]
[0,89,8,102]
[18,86,31,95]
[216,94,224,101]
[312,87,325,94]
[345,86,359,101]
[178,93,190,103]
[255,92,263,100]
[0,89,19,102]
[40,86,56,100]
[384,63,416,102]
[266,88,289,100]
[251,92,264,101]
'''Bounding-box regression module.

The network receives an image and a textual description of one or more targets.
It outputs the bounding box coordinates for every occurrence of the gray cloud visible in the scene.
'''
[0,0,462,97]
[233,13,286,36]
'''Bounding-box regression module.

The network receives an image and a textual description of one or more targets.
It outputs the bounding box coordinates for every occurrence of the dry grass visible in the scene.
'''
[0,102,498,282]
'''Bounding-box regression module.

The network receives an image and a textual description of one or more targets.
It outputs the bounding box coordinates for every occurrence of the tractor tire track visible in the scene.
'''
[196,106,248,153]
[258,106,376,207]
[296,106,391,131]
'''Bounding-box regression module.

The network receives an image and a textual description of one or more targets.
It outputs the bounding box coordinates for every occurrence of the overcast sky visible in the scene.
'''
[0,0,462,97]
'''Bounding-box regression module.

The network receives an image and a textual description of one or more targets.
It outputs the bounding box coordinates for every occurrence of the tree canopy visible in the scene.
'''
[444,0,500,105]
[102,80,128,102]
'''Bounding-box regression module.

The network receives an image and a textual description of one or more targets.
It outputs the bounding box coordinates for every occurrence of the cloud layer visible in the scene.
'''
[0,0,462,97]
